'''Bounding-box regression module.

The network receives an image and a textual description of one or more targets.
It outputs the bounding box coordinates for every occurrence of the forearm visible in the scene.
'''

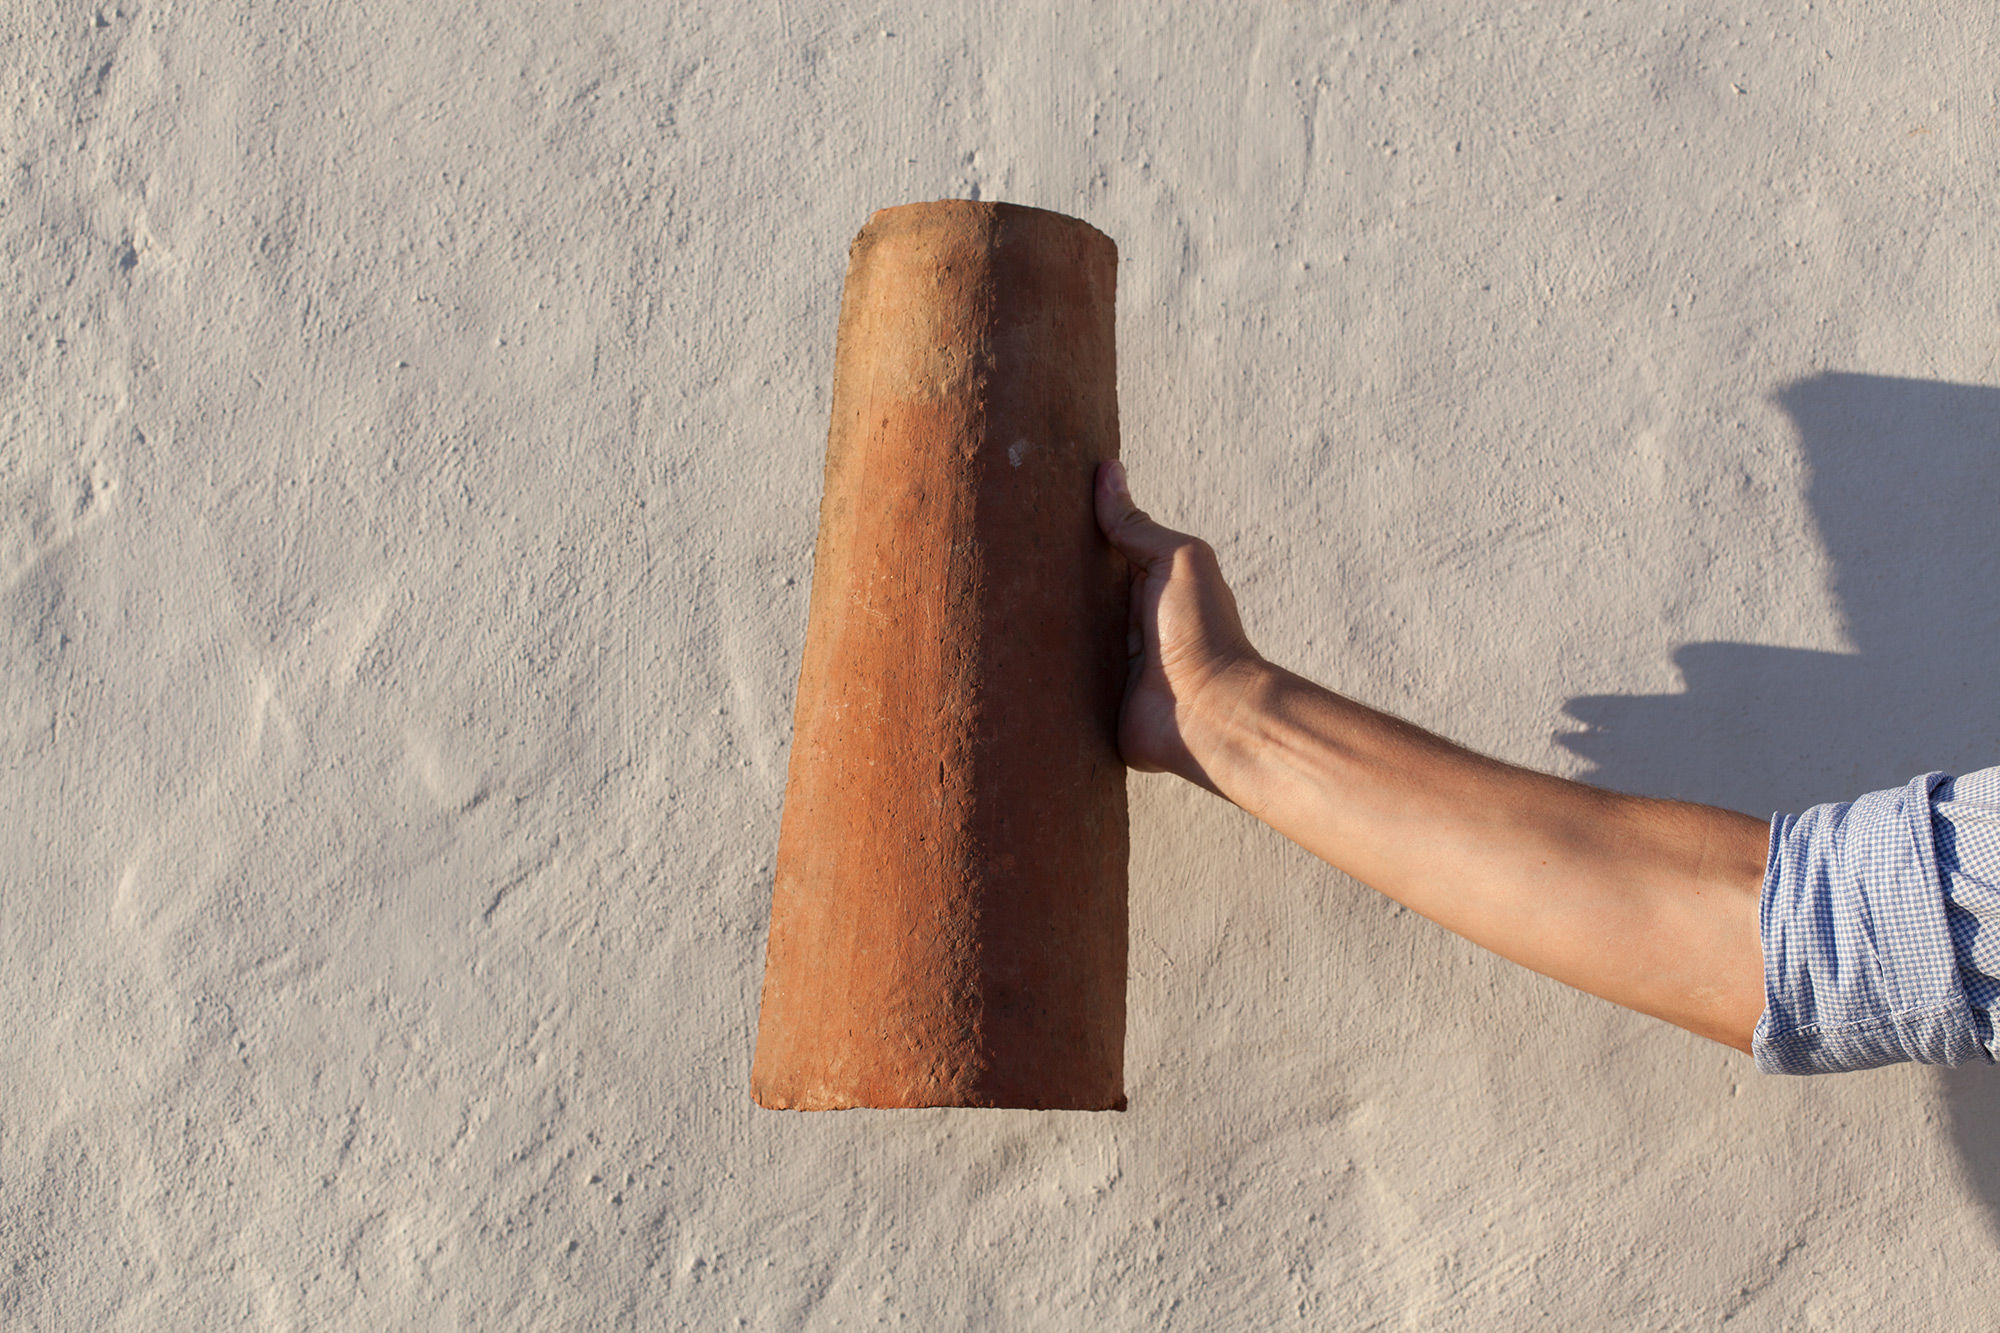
[1187,660,1769,1051]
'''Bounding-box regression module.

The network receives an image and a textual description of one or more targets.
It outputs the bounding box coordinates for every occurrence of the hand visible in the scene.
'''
[1094,461,1264,790]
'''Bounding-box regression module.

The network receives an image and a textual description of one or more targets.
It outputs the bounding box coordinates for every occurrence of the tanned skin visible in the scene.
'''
[1094,461,1768,1052]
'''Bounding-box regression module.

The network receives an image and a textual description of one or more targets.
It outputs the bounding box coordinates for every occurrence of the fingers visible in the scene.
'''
[1126,564,1145,660]
[1094,461,1194,568]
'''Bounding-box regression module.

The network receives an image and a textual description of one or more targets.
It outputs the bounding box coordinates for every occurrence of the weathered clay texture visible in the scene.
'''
[753,201,1128,1110]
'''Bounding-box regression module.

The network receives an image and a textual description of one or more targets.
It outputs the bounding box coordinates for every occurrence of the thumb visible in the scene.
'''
[1094,461,1191,568]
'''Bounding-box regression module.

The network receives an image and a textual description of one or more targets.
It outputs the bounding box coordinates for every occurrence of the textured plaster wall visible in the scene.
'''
[5,1,1999,1326]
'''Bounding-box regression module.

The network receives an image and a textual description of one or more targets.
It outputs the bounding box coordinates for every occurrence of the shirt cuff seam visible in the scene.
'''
[1763,998,1967,1042]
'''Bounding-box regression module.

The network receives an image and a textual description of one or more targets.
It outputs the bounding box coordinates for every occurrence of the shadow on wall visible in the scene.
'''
[1557,373,2000,1230]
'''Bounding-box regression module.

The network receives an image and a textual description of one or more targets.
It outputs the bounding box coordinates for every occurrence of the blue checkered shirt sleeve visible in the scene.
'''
[1754,767,2000,1074]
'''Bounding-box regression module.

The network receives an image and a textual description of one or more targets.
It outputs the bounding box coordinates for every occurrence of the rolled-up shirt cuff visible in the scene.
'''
[1753,771,1994,1074]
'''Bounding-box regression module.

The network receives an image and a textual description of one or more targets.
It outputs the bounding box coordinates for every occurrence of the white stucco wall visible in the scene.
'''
[7,2,1999,1326]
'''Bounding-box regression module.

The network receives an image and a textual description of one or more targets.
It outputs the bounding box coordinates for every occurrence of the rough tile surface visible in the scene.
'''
[754,201,1127,1111]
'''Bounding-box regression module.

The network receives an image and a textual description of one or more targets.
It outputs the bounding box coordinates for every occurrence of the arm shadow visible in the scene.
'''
[1555,374,2000,1220]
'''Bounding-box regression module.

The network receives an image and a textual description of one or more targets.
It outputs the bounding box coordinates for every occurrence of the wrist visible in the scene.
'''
[1177,653,1282,795]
